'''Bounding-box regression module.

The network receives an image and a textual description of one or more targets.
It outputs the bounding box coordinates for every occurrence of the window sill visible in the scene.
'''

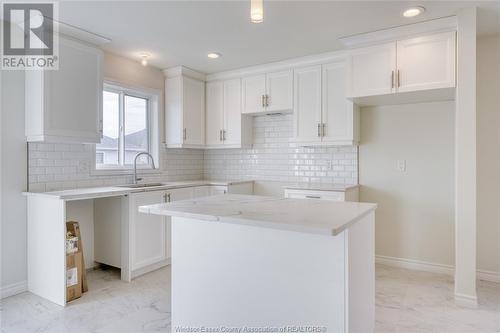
[90,167,162,177]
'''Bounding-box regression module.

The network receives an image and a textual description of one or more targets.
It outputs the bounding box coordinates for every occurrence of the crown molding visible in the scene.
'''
[339,16,457,49]
[163,66,206,81]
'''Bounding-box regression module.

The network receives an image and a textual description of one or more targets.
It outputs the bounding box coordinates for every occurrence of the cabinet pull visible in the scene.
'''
[305,195,321,199]
[397,70,401,88]
[322,123,326,137]
[168,193,171,202]
[261,95,265,108]
[163,193,168,203]
[219,129,222,142]
[265,94,269,107]
[317,123,321,137]
[223,130,226,141]
[183,128,187,140]
[391,70,395,89]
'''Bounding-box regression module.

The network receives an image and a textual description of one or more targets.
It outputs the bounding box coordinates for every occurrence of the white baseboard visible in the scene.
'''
[0,280,27,299]
[454,292,478,308]
[376,255,454,276]
[376,255,500,283]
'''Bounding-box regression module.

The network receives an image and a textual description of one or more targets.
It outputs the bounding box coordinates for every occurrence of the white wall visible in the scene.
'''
[477,35,500,275]
[359,101,455,266]
[1,69,27,295]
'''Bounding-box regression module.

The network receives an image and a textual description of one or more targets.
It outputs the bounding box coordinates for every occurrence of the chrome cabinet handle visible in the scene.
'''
[317,123,321,137]
[219,129,222,142]
[322,123,326,137]
[163,193,168,202]
[168,193,171,202]
[183,128,187,140]
[265,94,269,107]
[262,95,265,108]
[223,130,226,141]
[397,70,401,88]
[306,195,321,199]
[391,70,395,89]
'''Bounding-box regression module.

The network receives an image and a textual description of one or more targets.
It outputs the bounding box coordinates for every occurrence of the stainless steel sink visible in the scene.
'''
[116,183,164,189]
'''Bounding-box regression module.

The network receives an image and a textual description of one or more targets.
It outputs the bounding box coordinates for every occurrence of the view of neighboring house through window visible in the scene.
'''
[96,84,158,170]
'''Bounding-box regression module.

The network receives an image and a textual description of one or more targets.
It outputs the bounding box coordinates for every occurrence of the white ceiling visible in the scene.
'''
[59,1,500,73]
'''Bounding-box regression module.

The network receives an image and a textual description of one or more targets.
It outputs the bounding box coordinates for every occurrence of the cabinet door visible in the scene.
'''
[131,192,167,271]
[266,70,293,112]
[293,65,322,144]
[396,31,456,93]
[165,187,194,259]
[206,81,224,146]
[348,43,396,97]
[223,78,242,145]
[183,77,205,145]
[242,75,266,114]
[44,37,103,142]
[322,61,355,143]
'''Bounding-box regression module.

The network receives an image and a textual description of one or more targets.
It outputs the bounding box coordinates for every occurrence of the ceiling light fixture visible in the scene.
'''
[403,6,425,18]
[207,52,221,59]
[251,0,264,23]
[140,53,150,66]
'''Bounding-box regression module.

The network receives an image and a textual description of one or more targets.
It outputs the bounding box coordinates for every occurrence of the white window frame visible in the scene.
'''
[92,80,161,175]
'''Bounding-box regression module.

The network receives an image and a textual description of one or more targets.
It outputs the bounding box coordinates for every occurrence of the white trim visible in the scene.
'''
[0,280,28,299]
[163,66,206,81]
[375,255,500,284]
[339,16,457,49]
[454,292,478,308]
[375,255,454,276]
[477,269,500,284]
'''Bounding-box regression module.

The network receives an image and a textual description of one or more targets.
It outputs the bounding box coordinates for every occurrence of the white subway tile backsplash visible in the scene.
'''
[28,114,358,192]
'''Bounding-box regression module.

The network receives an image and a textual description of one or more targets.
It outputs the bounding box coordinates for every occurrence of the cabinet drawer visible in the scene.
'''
[284,189,345,202]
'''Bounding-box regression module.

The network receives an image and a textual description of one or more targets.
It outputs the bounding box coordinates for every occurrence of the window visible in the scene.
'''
[95,83,159,172]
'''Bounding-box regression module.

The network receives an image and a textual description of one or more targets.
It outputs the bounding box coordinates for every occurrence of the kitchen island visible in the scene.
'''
[139,194,377,333]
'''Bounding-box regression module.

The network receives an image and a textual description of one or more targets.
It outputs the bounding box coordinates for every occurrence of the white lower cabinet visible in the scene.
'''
[129,191,169,277]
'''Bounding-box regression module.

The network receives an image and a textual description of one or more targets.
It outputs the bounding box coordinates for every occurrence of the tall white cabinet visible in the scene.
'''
[25,36,103,143]
[205,78,252,148]
[164,66,205,148]
[293,59,359,146]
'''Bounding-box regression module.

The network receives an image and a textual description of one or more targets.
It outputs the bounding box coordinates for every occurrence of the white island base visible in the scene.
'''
[139,195,376,333]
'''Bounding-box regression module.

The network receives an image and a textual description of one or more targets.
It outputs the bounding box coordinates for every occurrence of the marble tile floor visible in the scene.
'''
[1,265,499,333]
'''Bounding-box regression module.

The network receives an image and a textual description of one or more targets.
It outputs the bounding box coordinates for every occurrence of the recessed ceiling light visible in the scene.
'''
[403,6,425,18]
[207,52,221,59]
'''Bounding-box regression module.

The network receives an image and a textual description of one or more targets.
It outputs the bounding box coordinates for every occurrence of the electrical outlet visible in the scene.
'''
[397,160,406,172]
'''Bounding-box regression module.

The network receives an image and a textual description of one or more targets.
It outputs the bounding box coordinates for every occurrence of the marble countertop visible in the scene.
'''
[23,180,253,201]
[283,183,360,192]
[139,194,377,236]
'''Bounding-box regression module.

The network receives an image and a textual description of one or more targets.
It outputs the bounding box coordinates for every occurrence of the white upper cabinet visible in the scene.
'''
[205,78,252,148]
[322,62,359,144]
[294,65,322,144]
[242,70,293,115]
[347,31,456,104]
[25,36,103,143]
[265,70,293,112]
[348,43,396,98]
[242,74,266,114]
[293,60,359,146]
[165,67,205,148]
[205,81,224,146]
[396,31,456,93]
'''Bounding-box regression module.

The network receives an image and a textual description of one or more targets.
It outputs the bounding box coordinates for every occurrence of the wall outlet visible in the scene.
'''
[396,160,406,172]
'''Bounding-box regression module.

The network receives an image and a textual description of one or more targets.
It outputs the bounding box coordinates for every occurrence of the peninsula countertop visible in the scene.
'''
[22,180,254,201]
[138,194,377,236]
